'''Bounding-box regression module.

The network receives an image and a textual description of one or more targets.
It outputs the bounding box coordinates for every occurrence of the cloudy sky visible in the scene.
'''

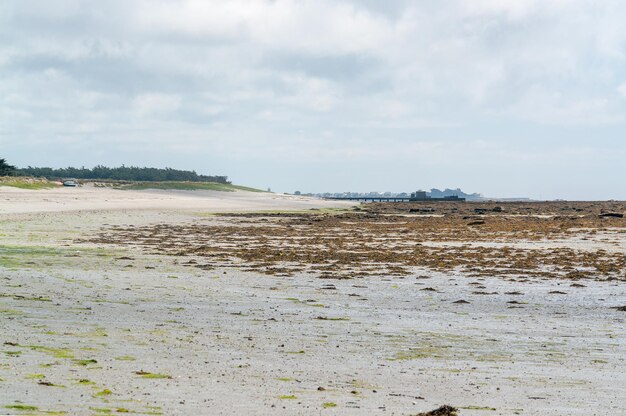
[1,1,625,199]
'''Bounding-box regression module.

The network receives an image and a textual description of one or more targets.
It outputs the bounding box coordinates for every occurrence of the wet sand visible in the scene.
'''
[0,187,624,415]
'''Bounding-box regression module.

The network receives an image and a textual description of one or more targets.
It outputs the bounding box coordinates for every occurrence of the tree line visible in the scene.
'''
[1,159,229,184]
[0,158,16,176]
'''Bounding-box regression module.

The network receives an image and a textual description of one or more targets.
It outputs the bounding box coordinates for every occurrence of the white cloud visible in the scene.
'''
[136,0,399,55]
[133,94,181,116]
[459,0,575,20]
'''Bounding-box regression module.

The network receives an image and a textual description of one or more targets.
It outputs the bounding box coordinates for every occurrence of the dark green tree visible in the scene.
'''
[16,164,230,183]
[0,158,16,176]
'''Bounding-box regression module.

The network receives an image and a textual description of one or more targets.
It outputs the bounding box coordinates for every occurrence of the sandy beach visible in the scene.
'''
[0,185,355,215]
[1,186,624,415]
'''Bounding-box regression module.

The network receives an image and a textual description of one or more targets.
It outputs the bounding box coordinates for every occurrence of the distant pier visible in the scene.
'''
[327,196,413,202]
[326,191,465,202]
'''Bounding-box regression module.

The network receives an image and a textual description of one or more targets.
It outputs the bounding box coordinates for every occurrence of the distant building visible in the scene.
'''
[409,190,464,201]
[411,190,428,200]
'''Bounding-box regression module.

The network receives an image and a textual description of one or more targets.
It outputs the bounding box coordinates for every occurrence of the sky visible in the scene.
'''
[1,0,626,200]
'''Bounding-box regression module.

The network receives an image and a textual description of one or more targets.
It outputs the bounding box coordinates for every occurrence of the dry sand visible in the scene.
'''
[0,185,354,214]
[0,186,624,415]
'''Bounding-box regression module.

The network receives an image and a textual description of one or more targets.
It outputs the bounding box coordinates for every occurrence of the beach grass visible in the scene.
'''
[0,177,58,190]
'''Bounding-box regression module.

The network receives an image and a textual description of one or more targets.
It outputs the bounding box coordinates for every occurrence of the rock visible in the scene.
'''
[492,206,504,212]
[599,212,624,218]
[417,405,458,416]
[410,208,435,213]
[467,220,485,226]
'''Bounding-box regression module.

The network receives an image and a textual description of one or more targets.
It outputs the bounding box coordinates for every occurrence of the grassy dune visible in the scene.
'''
[0,177,58,190]
[0,177,264,192]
